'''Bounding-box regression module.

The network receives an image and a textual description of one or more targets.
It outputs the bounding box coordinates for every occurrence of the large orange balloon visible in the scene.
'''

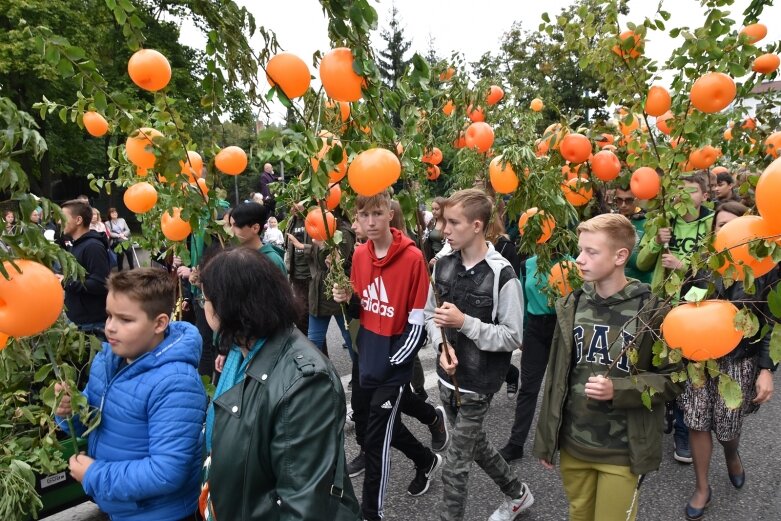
[126,128,163,169]
[662,301,743,361]
[426,165,441,181]
[266,52,311,98]
[559,134,592,164]
[561,177,593,207]
[180,151,203,183]
[655,111,674,135]
[465,122,494,153]
[752,53,780,74]
[305,209,336,241]
[713,215,776,278]
[319,48,364,102]
[0,260,64,337]
[124,182,158,214]
[467,105,486,123]
[83,111,109,137]
[645,85,671,117]
[518,208,555,244]
[764,132,781,159]
[486,85,504,106]
[630,167,660,200]
[542,123,568,150]
[161,208,192,242]
[590,150,621,181]
[549,261,581,297]
[740,23,768,44]
[127,49,171,92]
[324,184,342,210]
[755,158,781,233]
[422,147,443,165]
[688,146,721,170]
[348,148,400,196]
[690,72,736,114]
[489,155,519,194]
[215,146,247,176]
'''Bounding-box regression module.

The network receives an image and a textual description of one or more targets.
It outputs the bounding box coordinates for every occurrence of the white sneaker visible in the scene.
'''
[488,483,535,520]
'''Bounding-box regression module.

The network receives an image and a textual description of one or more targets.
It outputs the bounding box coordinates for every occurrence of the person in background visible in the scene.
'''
[613,184,652,285]
[90,208,108,238]
[229,202,285,273]
[3,209,16,235]
[286,202,312,335]
[423,197,447,264]
[257,163,278,217]
[262,215,285,249]
[107,208,135,271]
[713,172,741,204]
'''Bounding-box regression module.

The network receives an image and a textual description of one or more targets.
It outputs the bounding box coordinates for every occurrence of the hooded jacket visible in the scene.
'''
[58,322,207,521]
[65,229,111,325]
[349,228,429,389]
[636,206,713,291]
[425,244,524,394]
[533,281,683,475]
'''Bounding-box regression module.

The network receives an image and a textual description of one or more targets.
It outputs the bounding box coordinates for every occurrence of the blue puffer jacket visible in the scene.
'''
[60,321,207,521]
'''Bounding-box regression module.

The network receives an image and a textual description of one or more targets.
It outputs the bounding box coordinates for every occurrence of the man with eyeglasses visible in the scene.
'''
[613,185,652,284]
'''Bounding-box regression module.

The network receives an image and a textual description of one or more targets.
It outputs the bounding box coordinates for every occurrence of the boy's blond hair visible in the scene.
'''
[107,268,176,320]
[443,189,493,234]
[577,213,637,254]
[355,190,392,212]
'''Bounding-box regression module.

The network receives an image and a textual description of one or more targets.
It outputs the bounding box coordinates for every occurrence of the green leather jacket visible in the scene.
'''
[209,327,361,521]
[532,288,683,475]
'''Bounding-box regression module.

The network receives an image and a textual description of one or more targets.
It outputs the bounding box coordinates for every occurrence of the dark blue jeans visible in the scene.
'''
[307,313,355,361]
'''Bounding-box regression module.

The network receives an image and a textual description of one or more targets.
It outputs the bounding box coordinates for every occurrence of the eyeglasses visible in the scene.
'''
[614,197,636,205]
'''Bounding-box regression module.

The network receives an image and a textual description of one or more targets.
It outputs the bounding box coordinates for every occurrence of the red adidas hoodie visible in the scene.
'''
[350,228,429,388]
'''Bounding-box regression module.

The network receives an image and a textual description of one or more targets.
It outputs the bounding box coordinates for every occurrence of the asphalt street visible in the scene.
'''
[44,321,781,521]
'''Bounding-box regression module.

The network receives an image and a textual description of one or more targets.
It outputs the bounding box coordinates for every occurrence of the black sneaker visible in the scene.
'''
[347,451,366,477]
[498,442,524,463]
[429,405,450,452]
[506,365,519,399]
[414,387,429,402]
[674,434,693,464]
[407,453,443,496]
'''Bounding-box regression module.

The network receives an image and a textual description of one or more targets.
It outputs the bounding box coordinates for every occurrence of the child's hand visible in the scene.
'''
[660,253,684,270]
[215,355,226,373]
[332,284,352,303]
[439,343,458,376]
[539,459,554,470]
[68,453,94,483]
[753,369,774,404]
[433,302,465,329]
[54,382,72,416]
[656,227,671,245]
[584,375,614,401]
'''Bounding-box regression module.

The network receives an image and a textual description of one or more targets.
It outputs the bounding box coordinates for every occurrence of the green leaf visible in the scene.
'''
[768,284,781,318]
[718,374,743,410]
[734,307,759,338]
[770,323,781,365]
[641,389,651,410]
[542,12,551,23]
[683,286,708,303]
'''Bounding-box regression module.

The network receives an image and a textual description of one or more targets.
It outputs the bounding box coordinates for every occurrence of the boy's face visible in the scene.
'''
[104,291,168,362]
[613,189,637,218]
[61,207,80,236]
[443,203,483,251]
[356,203,393,241]
[576,230,628,282]
[715,180,734,200]
[229,217,259,245]
[683,181,705,209]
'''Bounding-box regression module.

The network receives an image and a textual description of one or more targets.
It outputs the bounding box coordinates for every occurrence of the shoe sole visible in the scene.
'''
[348,468,365,478]
[431,405,450,453]
[674,453,693,464]
[408,453,443,497]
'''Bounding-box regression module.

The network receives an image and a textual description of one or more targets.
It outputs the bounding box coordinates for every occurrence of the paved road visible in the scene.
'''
[44,321,781,521]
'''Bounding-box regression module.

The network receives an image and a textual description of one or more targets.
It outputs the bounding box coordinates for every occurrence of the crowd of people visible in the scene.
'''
[1,164,773,521]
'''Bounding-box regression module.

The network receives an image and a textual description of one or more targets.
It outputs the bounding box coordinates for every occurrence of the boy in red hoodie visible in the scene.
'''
[334,191,443,521]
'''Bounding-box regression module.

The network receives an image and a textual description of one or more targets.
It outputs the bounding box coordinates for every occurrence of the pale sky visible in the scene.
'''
[177,0,780,122]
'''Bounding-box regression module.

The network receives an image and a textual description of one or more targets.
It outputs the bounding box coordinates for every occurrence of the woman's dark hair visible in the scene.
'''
[712,201,749,232]
[200,247,298,353]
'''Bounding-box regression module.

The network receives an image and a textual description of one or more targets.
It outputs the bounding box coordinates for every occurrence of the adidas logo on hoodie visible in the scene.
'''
[361,276,395,318]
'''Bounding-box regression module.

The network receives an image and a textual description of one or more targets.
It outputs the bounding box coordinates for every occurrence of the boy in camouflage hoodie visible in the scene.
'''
[533,214,682,521]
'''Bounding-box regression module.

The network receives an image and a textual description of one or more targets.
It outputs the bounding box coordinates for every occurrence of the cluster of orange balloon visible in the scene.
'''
[0,260,65,346]
[518,208,555,244]
[320,48,365,102]
[488,156,519,194]
[662,300,743,361]
[561,177,593,207]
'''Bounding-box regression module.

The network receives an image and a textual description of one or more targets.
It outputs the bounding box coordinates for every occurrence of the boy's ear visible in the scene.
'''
[615,247,630,267]
[154,313,171,335]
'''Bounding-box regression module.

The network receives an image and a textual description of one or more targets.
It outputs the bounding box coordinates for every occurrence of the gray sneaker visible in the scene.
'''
[488,483,535,520]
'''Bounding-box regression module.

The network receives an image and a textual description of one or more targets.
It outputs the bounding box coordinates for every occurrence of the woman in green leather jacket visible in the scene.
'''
[199,247,360,521]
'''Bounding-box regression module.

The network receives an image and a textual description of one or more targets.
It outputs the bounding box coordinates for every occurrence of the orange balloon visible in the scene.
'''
[713,215,776,278]
[740,23,768,44]
[453,132,467,149]
[612,30,643,59]
[753,53,780,74]
[319,48,364,102]
[562,163,582,181]
[630,167,660,200]
[348,148,401,196]
[193,177,209,197]
[486,85,504,106]
[518,208,555,244]
[324,184,342,210]
[83,111,109,137]
[596,133,615,148]
[764,132,781,159]
[422,147,443,165]
[655,111,674,135]
[688,145,721,170]
[311,134,349,182]
[439,67,455,81]
[0,260,64,337]
[215,146,247,176]
[467,105,486,123]
[127,49,171,92]
[161,208,191,242]
[465,122,494,153]
[426,165,441,181]
[756,157,781,232]
[489,156,519,194]
[180,151,203,183]
[325,100,351,122]
[711,166,728,175]
[562,177,593,207]
[590,150,621,181]
[0,331,8,351]
[662,301,743,361]
[124,182,158,214]
[542,123,569,150]
[619,114,640,136]
[266,52,311,98]
[443,100,455,116]
[690,72,736,114]
[305,208,336,241]
[549,261,581,297]
[126,128,162,169]
[530,98,544,112]
[559,134,592,164]
[742,117,757,130]
[535,139,549,157]
[645,85,671,117]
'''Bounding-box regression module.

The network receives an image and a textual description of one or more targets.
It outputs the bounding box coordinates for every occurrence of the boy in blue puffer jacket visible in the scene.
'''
[55,268,207,521]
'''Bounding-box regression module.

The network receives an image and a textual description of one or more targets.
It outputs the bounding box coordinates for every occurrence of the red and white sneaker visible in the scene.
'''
[488,483,535,520]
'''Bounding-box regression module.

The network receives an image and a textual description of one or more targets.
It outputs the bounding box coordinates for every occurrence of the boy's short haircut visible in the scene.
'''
[230,202,268,234]
[683,171,709,194]
[61,199,93,227]
[577,213,637,254]
[355,190,392,212]
[443,189,493,232]
[716,172,735,185]
[107,268,176,320]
